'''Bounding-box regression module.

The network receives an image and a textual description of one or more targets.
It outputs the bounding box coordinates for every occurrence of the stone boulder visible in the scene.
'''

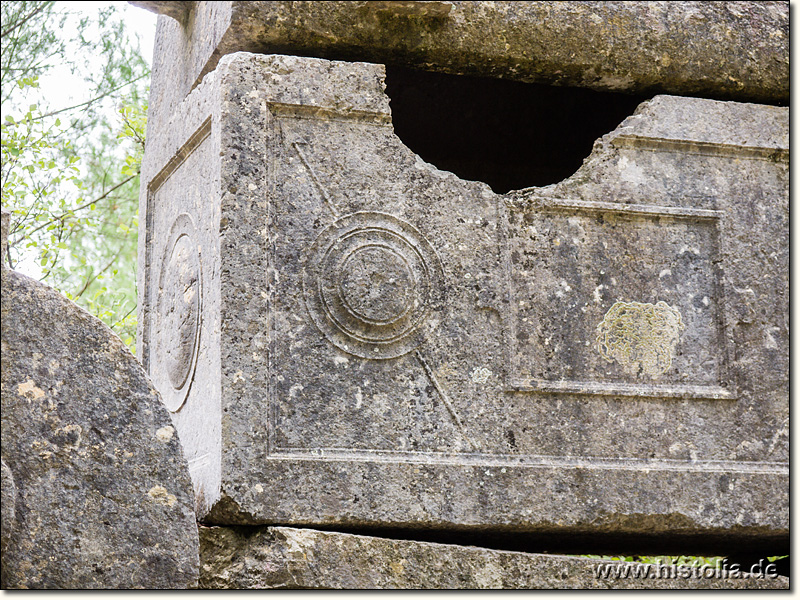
[1,212,199,589]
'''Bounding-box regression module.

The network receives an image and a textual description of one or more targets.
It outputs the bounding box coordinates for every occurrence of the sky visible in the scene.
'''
[37,1,157,113]
[120,1,158,65]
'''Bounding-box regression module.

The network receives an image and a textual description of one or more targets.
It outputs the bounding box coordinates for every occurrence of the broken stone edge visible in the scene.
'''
[198,525,789,589]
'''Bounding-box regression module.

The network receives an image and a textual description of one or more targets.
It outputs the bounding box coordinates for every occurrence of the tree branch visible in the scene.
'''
[31,73,148,121]
[73,242,125,300]
[1,2,51,40]
[10,172,137,245]
[111,303,137,330]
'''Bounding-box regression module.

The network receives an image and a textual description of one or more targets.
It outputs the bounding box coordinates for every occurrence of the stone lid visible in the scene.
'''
[131,1,787,105]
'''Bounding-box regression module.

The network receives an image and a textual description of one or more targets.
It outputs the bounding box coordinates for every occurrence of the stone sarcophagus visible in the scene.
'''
[137,3,787,556]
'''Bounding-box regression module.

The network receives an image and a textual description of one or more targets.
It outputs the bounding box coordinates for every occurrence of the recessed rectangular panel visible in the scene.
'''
[267,114,505,456]
[507,199,730,399]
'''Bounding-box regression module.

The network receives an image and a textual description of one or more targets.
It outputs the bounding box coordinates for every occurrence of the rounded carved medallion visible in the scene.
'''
[155,213,202,412]
[339,245,414,324]
[304,212,444,359]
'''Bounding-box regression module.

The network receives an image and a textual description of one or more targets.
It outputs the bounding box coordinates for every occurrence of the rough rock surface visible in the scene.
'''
[136,1,788,138]
[198,526,789,589]
[137,52,787,555]
[1,213,199,588]
[129,0,191,21]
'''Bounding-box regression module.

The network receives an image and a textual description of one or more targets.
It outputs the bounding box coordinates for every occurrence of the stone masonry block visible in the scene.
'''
[197,525,789,589]
[137,53,787,552]
[138,1,788,142]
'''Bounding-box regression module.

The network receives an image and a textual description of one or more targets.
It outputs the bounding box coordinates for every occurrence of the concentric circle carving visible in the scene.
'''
[155,213,202,412]
[304,212,444,359]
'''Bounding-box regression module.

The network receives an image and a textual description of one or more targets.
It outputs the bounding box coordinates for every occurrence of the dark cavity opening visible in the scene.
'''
[384,66,649,194]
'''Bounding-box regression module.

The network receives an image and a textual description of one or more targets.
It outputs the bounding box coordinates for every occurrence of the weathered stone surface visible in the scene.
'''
[1,216,199,588]
[137,1,788,138]
[128,1,191,22]
[198,526,788,589]
[0,211,8,267]
[137,53,787,552]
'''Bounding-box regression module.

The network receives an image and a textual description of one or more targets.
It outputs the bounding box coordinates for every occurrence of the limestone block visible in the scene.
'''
[1,213,199,589]
[198,526,789,589]
[136,1,788,138]
[128,0,191,22]
[137,53,787,554]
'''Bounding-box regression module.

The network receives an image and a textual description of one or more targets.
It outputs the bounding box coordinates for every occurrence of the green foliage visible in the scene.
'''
[1,1,149,350]
[582,554,786,568]
[582,555,723,566]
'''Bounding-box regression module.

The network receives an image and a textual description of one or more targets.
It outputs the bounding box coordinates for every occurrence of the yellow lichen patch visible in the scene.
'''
[470,366,492,384]
[31,440,53,459]
[389,560,406,576]
[147,485,177,507]
[596,300,684,378]
[155,426,175,443]
[17,379,45,400]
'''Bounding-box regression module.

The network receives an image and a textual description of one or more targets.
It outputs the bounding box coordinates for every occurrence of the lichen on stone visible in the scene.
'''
[595,300,684,378]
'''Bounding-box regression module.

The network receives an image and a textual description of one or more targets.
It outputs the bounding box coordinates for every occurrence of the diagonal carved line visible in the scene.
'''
[292,141,340,219]
[414,349,477,452]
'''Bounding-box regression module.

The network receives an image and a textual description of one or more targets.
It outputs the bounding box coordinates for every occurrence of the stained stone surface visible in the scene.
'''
[198,526,789,589]
[1,216,199,588]
[134,0,788,141]
[137,53,787,552]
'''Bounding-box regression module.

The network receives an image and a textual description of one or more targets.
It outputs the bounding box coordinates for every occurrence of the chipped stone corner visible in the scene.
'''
[203,492,262,526]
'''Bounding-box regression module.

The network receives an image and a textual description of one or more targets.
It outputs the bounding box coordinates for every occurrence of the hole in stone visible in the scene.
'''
[384,65,649,194]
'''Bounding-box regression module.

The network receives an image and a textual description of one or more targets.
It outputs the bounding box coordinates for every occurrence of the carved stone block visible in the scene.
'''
[138,53,787,554]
